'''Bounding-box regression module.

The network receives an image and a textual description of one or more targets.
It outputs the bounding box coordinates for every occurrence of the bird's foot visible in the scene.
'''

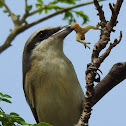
[86,63,102,82]
[83,42,91,49]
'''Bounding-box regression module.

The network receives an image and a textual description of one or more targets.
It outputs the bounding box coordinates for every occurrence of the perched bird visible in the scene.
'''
[22,25,84,126]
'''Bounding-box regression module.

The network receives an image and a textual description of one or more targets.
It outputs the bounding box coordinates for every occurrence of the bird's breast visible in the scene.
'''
[27,53,83,126]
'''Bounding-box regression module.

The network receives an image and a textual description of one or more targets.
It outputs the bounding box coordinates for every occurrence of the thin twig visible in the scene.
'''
[20,0,29,24]
[0,0,13,16]
[94,0,107,26]
[0,0,19,24]
[0,106,4,113]
[0,30,18,53]
[25,0,28,13]
[98,31,122,64]
[92,0,124,66]
[108,0,124,29]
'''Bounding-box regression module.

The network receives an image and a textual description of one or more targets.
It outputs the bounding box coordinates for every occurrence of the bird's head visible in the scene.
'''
[23,25,73,78]
[23,25,73,53]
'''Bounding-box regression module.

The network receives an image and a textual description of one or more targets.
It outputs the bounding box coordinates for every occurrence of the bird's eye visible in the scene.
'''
[38,31,47,39]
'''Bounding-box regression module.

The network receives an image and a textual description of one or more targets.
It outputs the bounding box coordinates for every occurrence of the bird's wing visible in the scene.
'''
[23,59,39,123]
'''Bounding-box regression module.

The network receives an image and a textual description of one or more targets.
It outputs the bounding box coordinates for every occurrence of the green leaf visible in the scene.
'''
[49,0,80,5]
[44,8,48,14]
[32,124,38,125]
[58,0,76,4]
[75,11,89,24]
[0,111,5,115]
[0,1,3,8]
[13,117,25,124]
[3,94,12,98]
[63,11,72,20]
[36,0,44,14]
[1,98,12,104]
[0,92,3,97]
[36,3,41,8]
[40,122,53,126]
[63,11,76,24]
[10,112,19,116]
[26,5,32,12]
[0,116,11,126]
[39,10,43,14]
[50,0,78,5]
[48,1,59,5]
[4,112,26,125]
[37,122,53,126]
[48,5,62,11]
[37,0,43,6]
[0,97,3,101]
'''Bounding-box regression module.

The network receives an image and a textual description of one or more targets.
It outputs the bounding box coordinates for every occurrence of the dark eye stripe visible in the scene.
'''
[26,27,61,52]
[37,30,48,40]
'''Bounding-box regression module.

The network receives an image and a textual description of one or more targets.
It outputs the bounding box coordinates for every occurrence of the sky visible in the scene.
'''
[0,0,126,126]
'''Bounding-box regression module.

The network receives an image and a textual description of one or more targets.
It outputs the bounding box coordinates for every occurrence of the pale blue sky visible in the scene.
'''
[0,0,126,126]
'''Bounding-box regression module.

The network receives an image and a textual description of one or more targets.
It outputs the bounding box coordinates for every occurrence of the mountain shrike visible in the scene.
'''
[22,25,84,126]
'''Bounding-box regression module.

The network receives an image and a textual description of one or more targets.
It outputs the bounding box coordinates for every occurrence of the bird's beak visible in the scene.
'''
[54,25,73,38]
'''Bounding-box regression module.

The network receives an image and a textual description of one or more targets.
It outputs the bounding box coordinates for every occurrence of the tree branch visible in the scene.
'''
[0,28,20,53]
[108,0,123,28]
[92,62,126,106]
[92,0,123,65]
[25,0,28,13]
[0,0,105,53]
[29,0,105,17]
[94,0,107,26]
[25,0,105,29]
[98,31,122,64]
[20,0,29,24]
[0,0,20,24]
[0,0,13,17]
[75,0,124,126]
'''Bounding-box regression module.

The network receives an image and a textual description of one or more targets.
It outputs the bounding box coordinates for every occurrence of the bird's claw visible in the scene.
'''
[83,42,91,49]
[86,63,102,82]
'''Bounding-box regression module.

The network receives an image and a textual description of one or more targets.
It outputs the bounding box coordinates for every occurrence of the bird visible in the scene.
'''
[22,25,84,126]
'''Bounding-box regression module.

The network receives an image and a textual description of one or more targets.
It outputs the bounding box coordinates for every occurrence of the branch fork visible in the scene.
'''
[75,0,123,126]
